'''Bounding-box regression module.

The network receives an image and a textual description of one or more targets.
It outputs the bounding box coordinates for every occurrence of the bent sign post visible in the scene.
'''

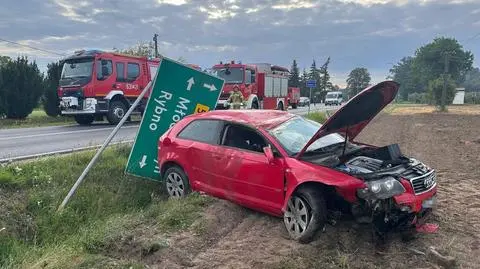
[125,58,224,180]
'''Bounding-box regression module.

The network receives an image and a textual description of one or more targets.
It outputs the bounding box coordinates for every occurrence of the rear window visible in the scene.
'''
[177,119,223,144]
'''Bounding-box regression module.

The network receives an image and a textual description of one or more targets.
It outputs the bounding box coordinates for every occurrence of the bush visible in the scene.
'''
[43,61,62,117]
[0,57,44,119]
[407,92,429,104]
[465,92,480,104]
[427,75,456,109]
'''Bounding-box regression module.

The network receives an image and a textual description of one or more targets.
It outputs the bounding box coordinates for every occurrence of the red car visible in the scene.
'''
[157,81,437,243]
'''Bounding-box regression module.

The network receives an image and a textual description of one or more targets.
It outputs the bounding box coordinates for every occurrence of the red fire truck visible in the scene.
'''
[211,61,290,110]
[287,87,300,109]
[58,50,160,125]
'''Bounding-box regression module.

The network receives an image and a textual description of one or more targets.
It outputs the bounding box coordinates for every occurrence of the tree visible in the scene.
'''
[113,40,155,57]
[462,67,480,92]
[308,60,322,96]
[346,67,371,97]
[388,57,417,100]
[300,68,309,97]
[0,56,10,67]
[0,57,44,119]
[319,57,331,92]
[414,37,473,86]
[427,75,456,109]
[288,59,300,87]
[43,61,63,116]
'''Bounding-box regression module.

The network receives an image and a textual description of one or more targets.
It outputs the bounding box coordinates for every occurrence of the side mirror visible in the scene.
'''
[263,146,274,163]
[162,137,172,146]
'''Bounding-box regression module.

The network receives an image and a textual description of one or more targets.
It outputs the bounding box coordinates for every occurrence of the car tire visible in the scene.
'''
[251,100,259,109]
[74,115,94,125]
[292,103,297,109]
[283,187,327,243]
[107,100,127,125]
[163,166,191,198]
[277,101,284,111]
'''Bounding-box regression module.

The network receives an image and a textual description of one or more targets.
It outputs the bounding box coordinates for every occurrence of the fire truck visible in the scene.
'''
[58,50,160,125]
[211,61,291,110]
[287,87,300,109]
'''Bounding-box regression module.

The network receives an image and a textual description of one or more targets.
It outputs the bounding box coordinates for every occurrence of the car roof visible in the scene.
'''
[186,110,297,130]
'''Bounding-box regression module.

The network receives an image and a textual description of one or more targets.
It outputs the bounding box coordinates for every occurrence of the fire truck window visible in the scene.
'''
[245,70,252,84]
[116,63,125,82]
[127,63,140,82]
[96,60,112,80]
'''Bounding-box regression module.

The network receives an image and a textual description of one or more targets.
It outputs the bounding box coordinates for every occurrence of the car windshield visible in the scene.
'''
[326,93,337,98]
[61,58,94,79]
[213,67,244,84]
[270,116,345,155]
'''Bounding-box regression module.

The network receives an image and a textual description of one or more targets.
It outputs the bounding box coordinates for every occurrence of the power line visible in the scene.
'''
[0,37,66,57]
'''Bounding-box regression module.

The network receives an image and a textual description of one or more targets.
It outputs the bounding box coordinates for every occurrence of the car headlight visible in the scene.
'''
[359,177,406,199]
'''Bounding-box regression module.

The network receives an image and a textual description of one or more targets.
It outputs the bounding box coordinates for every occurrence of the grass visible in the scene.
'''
[305,111,328,123]
[0,145,213,268]
[0,109,74,129]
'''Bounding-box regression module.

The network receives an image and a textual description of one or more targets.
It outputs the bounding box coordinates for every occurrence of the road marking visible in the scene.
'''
[0,125,138,141]
[0,140,134,163]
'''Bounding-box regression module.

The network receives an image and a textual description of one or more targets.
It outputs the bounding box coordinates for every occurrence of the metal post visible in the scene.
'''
[57,81,153,212]
[153,34,159,58]
[441,52,449,111]
[308,87,312,115]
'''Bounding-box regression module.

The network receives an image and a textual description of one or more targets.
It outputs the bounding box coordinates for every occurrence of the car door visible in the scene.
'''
[218,123,285,215]
[94,58,114,97]
[175,119,226,196]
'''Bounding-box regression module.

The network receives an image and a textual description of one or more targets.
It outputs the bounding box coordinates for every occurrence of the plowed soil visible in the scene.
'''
[116,110,480,269]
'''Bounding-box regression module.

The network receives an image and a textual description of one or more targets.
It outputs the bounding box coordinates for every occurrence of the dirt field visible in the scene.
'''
[65,108,480,269]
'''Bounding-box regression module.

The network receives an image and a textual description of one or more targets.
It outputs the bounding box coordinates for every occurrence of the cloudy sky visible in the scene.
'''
[1,0,479,86]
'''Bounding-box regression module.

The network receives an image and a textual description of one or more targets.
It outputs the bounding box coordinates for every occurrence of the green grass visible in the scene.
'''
[0,109,74,129]
[0,145,212,268]
[305,111,328,123]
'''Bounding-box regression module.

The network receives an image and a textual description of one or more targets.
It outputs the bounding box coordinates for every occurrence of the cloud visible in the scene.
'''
[0,0,479,86]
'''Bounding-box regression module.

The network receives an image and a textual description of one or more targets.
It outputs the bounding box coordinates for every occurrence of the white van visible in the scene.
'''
[325,91,343,106]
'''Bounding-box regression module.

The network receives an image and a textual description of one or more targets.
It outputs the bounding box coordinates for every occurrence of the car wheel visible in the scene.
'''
[277,101,284,111]
[251,100,259,109]
[284,187,326,243]
[291,103,297,109]
[163,166,191,198]
[74,115,94,125]
[107,100,127,125]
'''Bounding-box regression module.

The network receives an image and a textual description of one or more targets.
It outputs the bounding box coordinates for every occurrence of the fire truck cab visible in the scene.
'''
[211,61,290,110]
[58,50,160,125]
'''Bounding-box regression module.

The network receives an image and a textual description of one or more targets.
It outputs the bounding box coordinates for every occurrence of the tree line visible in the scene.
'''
[388,37,476,107]
[0,56,61,119]
[288,58,372,101]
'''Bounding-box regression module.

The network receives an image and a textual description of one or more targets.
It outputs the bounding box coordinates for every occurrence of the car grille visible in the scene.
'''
[409,170,436,195]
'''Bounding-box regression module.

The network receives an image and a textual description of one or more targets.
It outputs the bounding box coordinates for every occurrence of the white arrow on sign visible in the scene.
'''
[203,83,217,92]
[139,155,147,168]
[186,77,195,91]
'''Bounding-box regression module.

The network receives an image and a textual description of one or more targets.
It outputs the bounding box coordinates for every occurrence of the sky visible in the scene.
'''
[0,0,479,87]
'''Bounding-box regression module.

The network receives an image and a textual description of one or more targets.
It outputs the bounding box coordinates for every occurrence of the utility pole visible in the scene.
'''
[153,34,159,58]
[441,51,450,111]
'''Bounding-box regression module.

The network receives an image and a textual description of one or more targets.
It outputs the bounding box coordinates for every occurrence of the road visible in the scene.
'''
[0,104,338,162]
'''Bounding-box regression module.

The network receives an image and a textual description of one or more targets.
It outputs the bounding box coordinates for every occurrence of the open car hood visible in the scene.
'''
[297,80,399,158]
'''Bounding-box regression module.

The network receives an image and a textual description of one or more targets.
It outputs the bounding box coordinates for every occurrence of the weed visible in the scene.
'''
[305,111,328,123]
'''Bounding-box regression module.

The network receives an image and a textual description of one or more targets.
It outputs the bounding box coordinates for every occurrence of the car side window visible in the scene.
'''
[222,124,268,153]
[177,119,223,144]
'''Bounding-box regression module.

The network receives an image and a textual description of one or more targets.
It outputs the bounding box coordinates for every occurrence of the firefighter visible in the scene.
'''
[227,85,245,109]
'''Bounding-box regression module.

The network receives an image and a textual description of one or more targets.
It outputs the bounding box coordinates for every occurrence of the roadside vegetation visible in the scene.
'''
[0,145,212,268]
[0,109,74,129]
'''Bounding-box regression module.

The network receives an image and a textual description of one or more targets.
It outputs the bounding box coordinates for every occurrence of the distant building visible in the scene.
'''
[452,88,465,105]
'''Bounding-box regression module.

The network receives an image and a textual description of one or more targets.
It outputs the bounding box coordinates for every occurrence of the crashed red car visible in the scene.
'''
[157,81,437,243]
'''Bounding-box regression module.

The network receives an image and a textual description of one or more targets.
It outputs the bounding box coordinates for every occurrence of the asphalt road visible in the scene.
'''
[0,103,338,162]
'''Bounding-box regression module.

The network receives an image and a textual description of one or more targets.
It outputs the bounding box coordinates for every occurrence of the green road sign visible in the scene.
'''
[125,58,224,180]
